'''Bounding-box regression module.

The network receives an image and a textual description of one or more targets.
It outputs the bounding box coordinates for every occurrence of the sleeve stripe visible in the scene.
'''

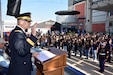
[26,38,35,46]
[14,30,23,33]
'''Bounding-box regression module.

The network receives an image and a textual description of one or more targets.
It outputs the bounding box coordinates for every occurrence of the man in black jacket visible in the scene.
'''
[7,12,39,75]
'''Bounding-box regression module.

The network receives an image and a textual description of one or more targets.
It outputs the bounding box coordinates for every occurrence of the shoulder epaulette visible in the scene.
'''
[14,30,23,33]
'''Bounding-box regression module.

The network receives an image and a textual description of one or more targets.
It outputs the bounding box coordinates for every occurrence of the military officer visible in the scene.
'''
[7,12,39,75]
[98,42,108,73]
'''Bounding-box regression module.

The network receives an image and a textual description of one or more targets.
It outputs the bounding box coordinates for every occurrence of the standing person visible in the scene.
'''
[85,38,91,59]
[0,38,9,75]
[67,38,72,58]
[98,42,108,73]
[62,39,67,51]
[92,39,98,61]
[73,39,78,56]
[7,12,39,75]
[78,37,84,58]
[106,37,112,63]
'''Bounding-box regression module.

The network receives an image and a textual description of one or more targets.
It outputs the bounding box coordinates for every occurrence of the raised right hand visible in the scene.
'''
[31,23,37,36]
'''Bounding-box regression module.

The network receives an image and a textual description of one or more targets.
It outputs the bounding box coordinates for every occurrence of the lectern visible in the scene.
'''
[35,47,67,75]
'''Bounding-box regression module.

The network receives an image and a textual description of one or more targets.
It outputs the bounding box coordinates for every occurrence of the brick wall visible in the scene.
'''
[92,23,105,32]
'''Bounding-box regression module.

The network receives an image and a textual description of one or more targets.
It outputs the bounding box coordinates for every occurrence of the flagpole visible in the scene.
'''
[0,0,3,38]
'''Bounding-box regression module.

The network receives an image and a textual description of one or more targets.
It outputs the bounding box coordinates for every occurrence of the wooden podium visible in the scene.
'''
[35,47,67,75]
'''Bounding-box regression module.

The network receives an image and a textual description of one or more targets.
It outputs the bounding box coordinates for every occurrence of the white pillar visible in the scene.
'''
[105,12,109,33]
[85,0,92,33]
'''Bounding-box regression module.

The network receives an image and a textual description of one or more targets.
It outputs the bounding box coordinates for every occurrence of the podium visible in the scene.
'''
[35,47,67,75]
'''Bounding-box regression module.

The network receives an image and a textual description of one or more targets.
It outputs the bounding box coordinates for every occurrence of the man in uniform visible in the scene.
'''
[98,42,108,73]
[7,12,39,75]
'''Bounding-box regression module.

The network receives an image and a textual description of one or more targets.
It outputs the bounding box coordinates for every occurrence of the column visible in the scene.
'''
[85,0,92,32]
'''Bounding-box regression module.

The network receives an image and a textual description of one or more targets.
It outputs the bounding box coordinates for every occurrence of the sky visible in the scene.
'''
[1,0,68,23]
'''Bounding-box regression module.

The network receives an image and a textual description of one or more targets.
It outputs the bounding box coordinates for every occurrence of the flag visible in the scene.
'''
[7,0,21,17]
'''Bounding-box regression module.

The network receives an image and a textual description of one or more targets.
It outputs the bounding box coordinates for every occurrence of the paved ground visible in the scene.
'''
[65,54,113,75]
[64,66,85,75]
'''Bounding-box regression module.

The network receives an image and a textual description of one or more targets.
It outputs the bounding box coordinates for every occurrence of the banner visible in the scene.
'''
[7,0,21,17]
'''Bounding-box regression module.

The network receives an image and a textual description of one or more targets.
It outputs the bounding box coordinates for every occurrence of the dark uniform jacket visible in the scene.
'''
[7,26,37,75]
[98,48,108,60]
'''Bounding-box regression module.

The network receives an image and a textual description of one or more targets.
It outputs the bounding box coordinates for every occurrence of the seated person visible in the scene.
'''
[0,38,10,75]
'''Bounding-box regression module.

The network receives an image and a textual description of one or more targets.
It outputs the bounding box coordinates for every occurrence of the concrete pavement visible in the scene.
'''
[65,54,113,75]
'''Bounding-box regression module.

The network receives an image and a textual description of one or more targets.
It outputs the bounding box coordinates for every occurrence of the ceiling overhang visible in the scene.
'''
[91,4,113,12]
[91,1,113,12]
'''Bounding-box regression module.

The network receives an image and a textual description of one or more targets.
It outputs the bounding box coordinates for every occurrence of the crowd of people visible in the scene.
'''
[35,30,113,73]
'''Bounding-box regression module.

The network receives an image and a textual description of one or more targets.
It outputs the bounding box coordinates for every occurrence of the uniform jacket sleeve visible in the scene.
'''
[14,32,37,57]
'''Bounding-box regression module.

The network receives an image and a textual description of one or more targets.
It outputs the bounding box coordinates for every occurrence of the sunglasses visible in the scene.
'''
[24,19,31,22]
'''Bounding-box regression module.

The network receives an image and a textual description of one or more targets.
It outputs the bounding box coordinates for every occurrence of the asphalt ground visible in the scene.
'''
[65,54,113,75]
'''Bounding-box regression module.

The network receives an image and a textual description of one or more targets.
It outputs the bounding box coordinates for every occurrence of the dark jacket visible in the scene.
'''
[7,26,37,75]
[98,47,108,60]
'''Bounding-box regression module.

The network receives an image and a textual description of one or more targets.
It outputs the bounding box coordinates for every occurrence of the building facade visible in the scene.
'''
[69,0,113,33]
[91,0,113,34]
[74,0,86,31]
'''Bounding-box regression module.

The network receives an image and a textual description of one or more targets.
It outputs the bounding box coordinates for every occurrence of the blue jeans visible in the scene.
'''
[85,49,90,59]
[63,46,67,51]
[78,47,83,57]
[93,50,97,60]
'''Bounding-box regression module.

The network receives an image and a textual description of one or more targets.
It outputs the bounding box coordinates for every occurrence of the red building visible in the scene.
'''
[73,0,106,32]
[74,1,85,30]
